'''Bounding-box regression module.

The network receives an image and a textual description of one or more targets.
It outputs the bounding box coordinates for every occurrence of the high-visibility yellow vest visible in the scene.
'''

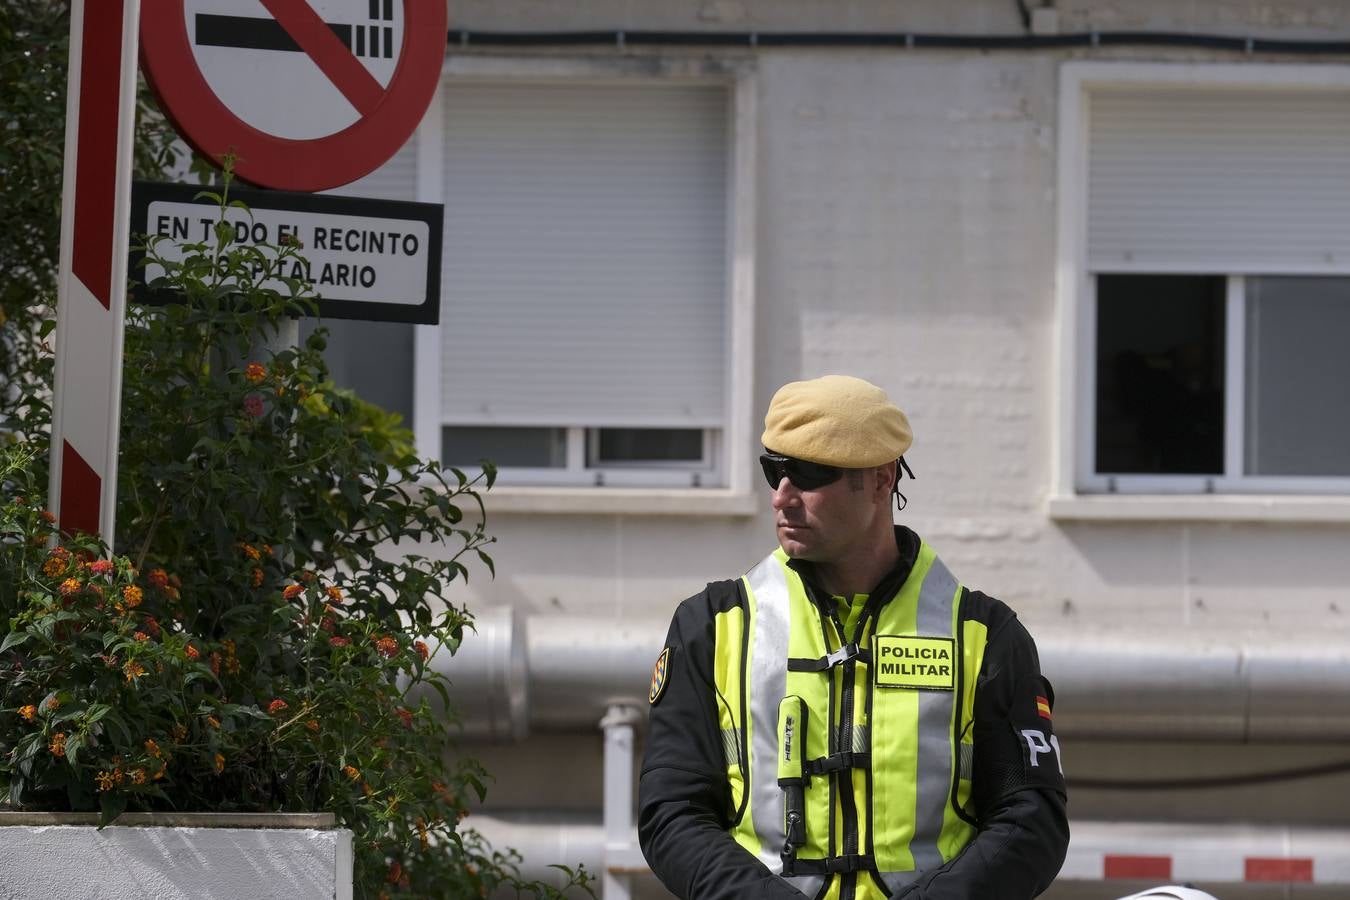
[713,543,987,900]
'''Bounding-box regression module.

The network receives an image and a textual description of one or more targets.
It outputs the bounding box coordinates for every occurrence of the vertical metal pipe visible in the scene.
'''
[600,704,642,900]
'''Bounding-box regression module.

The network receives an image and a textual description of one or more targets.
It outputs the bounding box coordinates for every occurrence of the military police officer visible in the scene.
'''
[639,375,1068,899]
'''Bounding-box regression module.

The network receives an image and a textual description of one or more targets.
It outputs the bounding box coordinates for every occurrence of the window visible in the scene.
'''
[1060,65,1350,499]
[430,77,734,489]
[321,60,757,504]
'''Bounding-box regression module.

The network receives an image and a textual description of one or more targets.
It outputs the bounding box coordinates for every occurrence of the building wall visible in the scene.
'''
[436,2,1350,632]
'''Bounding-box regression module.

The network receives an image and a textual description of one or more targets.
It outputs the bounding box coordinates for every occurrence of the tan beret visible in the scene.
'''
[762,375,912,467]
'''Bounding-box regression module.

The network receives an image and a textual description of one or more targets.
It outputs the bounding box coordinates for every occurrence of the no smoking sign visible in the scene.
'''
[141,0,446,191]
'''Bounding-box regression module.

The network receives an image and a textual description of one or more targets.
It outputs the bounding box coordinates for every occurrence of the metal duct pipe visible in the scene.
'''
[434,611,1350,742]
[423,605,529,740]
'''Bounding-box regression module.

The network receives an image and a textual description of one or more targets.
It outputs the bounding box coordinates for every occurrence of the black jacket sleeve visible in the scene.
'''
[892,604,1069,899]
[638,586,810,900]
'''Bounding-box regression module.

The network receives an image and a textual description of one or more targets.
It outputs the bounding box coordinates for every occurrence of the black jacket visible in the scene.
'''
[638,527,1068,899]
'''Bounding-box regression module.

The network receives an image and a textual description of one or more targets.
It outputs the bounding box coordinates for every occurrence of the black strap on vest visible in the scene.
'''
[803,750,870,776]
[787,642,871,672]
[781,852,875,877]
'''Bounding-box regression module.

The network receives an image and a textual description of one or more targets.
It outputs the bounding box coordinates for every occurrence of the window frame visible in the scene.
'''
[409,55,758,515]
[1052,62,1350,520]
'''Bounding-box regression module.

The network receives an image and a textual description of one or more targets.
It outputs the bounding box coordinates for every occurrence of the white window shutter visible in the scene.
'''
[330,140,418,202]
[438,82,729,428]
[1088,88,1350,272]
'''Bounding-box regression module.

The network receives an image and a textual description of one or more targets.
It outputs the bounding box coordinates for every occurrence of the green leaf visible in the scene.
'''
[0,630,29,653]
[98,792,128,828]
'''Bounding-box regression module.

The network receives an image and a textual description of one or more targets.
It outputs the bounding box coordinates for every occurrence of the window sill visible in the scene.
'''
[1048,493,1350,524]
[480,485,760,516]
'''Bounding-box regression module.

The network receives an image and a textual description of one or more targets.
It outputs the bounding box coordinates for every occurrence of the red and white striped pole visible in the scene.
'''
[48,0,142,541]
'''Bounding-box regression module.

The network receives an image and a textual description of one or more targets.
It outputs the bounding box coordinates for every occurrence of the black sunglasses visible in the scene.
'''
[759,453,917,493]
[759,453,845,491]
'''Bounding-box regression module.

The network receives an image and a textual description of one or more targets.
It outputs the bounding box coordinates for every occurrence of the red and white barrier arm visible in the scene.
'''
[48,0,142,541]
[1061,820,1350,887]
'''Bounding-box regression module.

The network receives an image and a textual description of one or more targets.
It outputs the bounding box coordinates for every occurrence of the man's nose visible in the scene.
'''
[771,477,800,510]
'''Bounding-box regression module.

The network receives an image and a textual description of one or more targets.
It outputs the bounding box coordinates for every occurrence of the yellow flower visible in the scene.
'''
[244,362,267,383]
[95,771,115,792]
[122,585,143,608]
[325,586,343,604]
[206,715,221,729]
[43,696,60,712]
[58,577,81,596]
[42,555,66,578]
[239,542,261,560]
[124,661,146,682]
[131,768,146,785]
[18,705,37,722]
[144,738,162,758]
[214,752,225,773]
[282,583,304,600]
[48,732,67,757]
[134,631,150,642]
[342,765,360,781]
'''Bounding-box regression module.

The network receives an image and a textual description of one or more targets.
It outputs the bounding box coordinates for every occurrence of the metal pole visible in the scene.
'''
[600,703,643,900]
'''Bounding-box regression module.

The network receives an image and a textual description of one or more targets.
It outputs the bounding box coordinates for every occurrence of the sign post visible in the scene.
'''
[48,0,143,540]
[49,0,448,540]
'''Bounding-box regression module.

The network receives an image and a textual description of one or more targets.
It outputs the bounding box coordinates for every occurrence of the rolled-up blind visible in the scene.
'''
[1088,87,1350,272]
[438,82,729,428]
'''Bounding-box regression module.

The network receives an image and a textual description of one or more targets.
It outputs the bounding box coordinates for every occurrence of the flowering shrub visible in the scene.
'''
[0,173,590,898]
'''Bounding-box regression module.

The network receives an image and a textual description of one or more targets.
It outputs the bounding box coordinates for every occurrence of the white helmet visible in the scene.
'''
[1116,888,1220,900]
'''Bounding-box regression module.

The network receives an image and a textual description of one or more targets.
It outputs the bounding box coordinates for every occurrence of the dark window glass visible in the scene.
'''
[441,427,566,469]
[593,428,704,464]
[305,319,414,427]
[1095,274,1225,475]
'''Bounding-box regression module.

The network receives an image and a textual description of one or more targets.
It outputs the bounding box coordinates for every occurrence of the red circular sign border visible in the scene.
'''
[140,0,446,191]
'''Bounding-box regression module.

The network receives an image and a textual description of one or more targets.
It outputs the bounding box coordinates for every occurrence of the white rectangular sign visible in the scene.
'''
[131,182,443,324]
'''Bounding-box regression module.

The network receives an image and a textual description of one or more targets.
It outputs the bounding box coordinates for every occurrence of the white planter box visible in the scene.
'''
[0,812,353,900]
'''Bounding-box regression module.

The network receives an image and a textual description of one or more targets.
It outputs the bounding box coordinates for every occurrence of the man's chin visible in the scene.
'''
[776,530,817,560]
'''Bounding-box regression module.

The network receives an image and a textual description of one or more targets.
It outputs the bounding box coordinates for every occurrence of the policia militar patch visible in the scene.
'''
[872,635,956,690]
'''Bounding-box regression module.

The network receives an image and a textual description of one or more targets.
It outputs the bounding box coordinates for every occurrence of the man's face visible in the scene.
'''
[769,466,880,563]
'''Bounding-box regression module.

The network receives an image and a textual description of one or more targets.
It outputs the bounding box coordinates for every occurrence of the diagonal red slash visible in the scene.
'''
[259,0,385,116]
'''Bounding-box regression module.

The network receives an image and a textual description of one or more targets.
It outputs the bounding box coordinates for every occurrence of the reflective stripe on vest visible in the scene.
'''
[719,544,981,900]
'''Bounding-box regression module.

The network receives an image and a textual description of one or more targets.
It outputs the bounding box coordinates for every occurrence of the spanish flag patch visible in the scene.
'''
[1035,695,1052,720]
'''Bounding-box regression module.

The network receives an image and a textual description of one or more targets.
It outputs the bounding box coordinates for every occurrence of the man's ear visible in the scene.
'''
[875,462,897,503]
